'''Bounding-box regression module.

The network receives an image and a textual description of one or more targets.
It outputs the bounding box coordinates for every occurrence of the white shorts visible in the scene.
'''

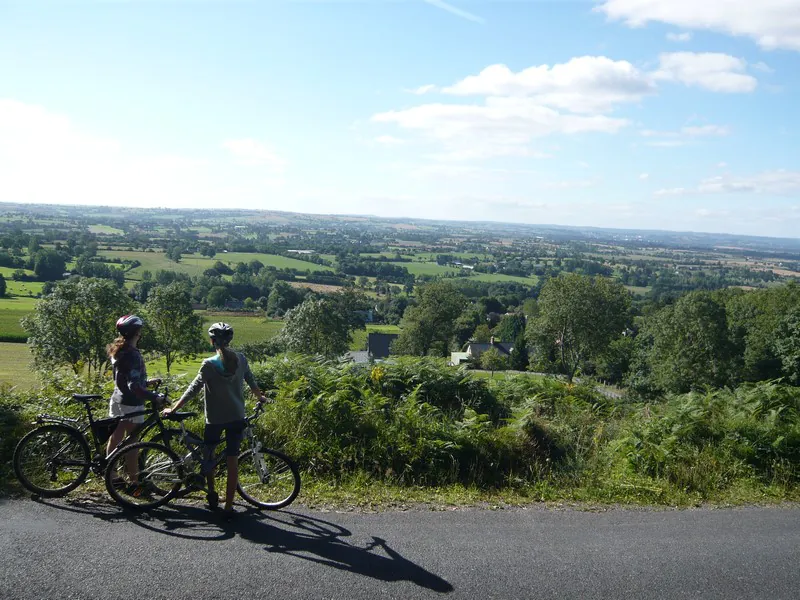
[109,400,146,425]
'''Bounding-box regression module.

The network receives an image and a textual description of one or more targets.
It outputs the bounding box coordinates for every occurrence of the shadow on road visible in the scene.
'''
[36,497,454,594]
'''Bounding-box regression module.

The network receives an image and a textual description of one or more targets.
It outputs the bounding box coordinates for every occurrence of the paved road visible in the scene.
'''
[1,498,798,600]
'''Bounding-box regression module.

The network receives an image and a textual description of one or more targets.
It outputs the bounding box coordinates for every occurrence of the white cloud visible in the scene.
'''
[598,0,800,51]
[543,179,598,189]
[374,135,405,146]
[653,52,757,93]
[655,170,800,196]
[222,139,286,171]
[372,98,629,160]
[666,32,693,42]
[423,0,485,24]
[440,56,656,114]
[639,173,650,180]
[682,125,731,136]
[641,125,730,138]
[0,99,291,207]
[409,84,437,95]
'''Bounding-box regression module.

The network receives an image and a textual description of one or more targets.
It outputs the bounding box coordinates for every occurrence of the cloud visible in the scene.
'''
[222,139,286,171]
[655,170,800,196]
[543,179,598,189]
[372,98,629,160]
[407,84,437,95]
[374,135,405,146]
[642,124,730,138]
[440,56,656,114]
[639,173,650,180]
[653,52,757,93]
[597,0,800,51]
[667,32,692,42]
[423,0,485,24]
[0,99,292,208]
[378,52,752,161]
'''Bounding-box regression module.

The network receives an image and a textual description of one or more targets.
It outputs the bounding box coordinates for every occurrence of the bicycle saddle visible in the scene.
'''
[72,394,103,402]
[164,411,197,421]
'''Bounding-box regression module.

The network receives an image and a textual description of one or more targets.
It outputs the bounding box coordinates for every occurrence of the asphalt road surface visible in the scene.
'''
[1,498,798,600]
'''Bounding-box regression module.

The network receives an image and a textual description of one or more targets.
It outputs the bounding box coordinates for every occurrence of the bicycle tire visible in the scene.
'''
[13,424,91,497]
[104,441,183,510]
[237,448,301,510]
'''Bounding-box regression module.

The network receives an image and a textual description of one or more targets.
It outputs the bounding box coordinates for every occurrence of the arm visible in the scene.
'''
[241,355,267,402]
[117,354,161,403]
[163,366,206,415]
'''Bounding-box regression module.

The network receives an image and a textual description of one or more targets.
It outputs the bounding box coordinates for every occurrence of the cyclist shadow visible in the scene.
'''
[37,497,453,593]
[233,509,454,593]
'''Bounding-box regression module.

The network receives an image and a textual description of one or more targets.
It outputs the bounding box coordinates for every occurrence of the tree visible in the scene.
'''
[527,273,630,382]
[639,291,736,393]
[206,286,230,308]
[509,333,529,371]
[22,277,134,376]
[0,273,5,298]
[33,249,66,281]
[277,298,350,359]
[471,324,492,343]
[494,313,526,341]
[775,305,800,385]
[391,282,468,357]
[480,347,507,376]
[145,282,204,373]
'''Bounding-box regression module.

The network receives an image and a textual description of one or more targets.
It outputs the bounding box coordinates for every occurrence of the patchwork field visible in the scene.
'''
[98,250,335,282]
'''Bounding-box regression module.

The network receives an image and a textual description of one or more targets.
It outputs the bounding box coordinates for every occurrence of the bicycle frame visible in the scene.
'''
[162,401,270,492]
[30,392,167,475]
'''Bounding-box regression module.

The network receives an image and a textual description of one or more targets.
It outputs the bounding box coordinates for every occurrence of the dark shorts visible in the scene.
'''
[204,419,247,457]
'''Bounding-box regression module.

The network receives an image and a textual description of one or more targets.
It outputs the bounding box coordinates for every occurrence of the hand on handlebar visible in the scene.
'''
[148,378,163,388]
[258,394,274,405]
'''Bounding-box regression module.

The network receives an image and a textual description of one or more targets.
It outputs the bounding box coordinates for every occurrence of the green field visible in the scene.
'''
[197,313,283,345]
[0,342,32,388]
[467,273,538,285]
[0,298,36,340]
[390,261,460,277]
[88,224,124,235]
[97,250,335,282]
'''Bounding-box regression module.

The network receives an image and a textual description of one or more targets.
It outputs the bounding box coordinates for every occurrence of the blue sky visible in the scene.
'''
[1,0,799,237]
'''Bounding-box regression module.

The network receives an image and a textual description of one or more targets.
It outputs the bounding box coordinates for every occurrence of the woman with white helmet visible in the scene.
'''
[163,321,267,518]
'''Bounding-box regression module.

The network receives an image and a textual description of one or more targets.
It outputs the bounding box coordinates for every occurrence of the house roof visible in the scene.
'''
[467,342,514,355]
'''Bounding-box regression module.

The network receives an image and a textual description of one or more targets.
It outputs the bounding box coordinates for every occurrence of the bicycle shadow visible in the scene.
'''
[37,497,454,594]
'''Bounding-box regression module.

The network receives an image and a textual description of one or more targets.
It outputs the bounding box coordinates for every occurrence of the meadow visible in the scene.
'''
[96,249,335,282]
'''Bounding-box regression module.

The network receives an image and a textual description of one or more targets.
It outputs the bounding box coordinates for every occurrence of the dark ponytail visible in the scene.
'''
[214,341,239,374]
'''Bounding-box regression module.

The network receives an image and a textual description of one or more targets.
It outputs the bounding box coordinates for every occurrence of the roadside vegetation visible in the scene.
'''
[1,204,799,507]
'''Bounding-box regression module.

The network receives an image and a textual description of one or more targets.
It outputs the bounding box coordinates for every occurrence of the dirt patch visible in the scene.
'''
[288,281,343,293]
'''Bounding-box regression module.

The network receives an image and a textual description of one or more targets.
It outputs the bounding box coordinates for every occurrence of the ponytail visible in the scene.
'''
[107,336,128,360]
[215,342,239,374]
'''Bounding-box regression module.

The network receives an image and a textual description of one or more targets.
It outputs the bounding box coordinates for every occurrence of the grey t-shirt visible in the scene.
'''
[178,352,257,425]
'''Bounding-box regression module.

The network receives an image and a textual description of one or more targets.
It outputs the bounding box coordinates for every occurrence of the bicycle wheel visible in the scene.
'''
[13,424,91,497]
[237,448,301,509]
[105,441,183,510]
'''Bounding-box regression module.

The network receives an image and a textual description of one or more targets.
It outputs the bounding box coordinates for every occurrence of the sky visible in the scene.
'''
[0,0,799,238]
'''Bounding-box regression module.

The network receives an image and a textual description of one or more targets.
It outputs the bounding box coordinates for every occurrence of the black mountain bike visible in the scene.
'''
[12,387,170,497]
[104,399,301,511]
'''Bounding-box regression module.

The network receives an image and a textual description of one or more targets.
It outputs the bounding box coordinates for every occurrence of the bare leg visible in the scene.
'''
[225,456,238,511]
[106,421,138,481]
